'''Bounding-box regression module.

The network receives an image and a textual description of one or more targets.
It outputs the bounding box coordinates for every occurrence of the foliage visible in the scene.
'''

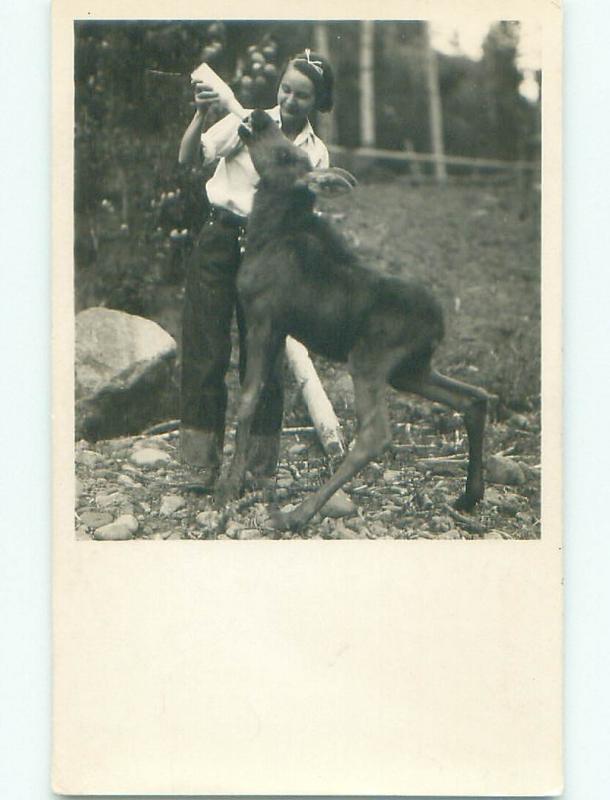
[74,20,540,327]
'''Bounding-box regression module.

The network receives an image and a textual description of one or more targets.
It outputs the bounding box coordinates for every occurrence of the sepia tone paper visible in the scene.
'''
[53,0,562,795]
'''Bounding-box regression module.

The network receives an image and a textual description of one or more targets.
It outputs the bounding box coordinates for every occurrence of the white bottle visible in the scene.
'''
[190,62,248,120]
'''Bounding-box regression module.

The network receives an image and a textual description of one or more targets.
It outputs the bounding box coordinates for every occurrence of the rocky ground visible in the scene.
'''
[75,401,540,541]
[75,179,541,542]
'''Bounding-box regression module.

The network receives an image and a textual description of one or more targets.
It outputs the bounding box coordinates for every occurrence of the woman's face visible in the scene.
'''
[277,65,316,131]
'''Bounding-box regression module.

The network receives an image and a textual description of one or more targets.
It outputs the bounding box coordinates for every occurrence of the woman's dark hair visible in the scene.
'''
[278,49,334,113]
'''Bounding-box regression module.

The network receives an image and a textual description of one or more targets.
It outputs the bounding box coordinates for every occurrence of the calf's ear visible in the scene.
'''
[297,168,358,197]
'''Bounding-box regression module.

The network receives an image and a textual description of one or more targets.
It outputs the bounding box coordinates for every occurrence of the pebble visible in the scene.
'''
[236,528,264,540]
[320,489,356,519]
[92,521,134,540]
[80,510,113,529]
[417,492,433,509]
[160,495,186,516]
[442,528,462,540]
[483,487,504,505]
[498,493,522,515]
[334,519,357,539]
[114,514,139,533]
[318,518,340,539]
[75,525,91,540]
[429,515,453,533]
[75,450,101,468]
[486,454,526,486]
[75,478,83,500]
[95,491,128,509]
[484,531,505,540]
[368,521,388,538]
[507,413,530,430]
[118,474,141,489]
[288,443,308,455]
[276,477,294,488]
[195,509,222,530]
[130,448,171,468]
[225,521,242,539]
[383,469,401,484]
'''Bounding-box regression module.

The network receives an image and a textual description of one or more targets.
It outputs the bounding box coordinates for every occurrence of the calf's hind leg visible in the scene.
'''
[269,355,392,532]
[393,368,488,510]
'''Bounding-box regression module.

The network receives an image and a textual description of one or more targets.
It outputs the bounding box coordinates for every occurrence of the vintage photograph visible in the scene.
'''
[73,18,542,541]
[54,4,561,795]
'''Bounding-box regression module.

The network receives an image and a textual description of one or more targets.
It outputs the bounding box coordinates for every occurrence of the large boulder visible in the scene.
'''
[75,307,178,441]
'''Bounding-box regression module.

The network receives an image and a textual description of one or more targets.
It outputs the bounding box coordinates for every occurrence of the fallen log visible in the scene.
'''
[285,336,345,457]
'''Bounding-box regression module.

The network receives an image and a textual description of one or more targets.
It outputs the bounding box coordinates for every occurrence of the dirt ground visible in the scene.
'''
[75,178,541,541]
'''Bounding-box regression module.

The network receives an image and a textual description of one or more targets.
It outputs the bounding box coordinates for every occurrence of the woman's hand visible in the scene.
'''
[192,81,219,114]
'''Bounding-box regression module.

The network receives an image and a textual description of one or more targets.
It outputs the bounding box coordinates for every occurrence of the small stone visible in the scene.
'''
[80,510,113,529]
[225,521,241,539]
[92,522,134,541]
[518,461,539,480]
[383,469,401,484]
[417,492,433,510]
[320,489,356,519]
[130,448,172,468]
[133,437,170,452]
[334,519,357,539]
[75,450,101,468]
[236,528,264,540]
[75,525,91,540]
[160,495,186,516]
[276,477,294,488]
[483,487,504,505]
[498,493,521,515]
[318,518,340,539]
[484,531,505,540]
[288,443,308,455]
[75,478,83,499]
[104,436,134,452]
[507,413,530,430]
[118,474,141,489]
[95,491,128,509]
[166,531,183,540]
[114,514,139,533]
[429,515,452,533]
[368,522,388,538]
[196,509,222,530]
[516,511,534,525]
[486,455,526,486]
[442,528,462,540]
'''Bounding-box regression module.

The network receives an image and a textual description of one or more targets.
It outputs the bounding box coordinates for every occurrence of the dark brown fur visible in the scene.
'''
[215,109,488,531]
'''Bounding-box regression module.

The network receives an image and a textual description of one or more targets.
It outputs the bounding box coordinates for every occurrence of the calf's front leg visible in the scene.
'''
[214,323,283,506]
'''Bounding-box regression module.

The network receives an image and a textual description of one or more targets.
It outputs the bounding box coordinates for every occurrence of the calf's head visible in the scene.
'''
[239,109,357,197]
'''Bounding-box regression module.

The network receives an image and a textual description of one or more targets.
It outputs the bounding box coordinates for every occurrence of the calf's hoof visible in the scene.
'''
[454,490,483,513]
[267,508,304,533]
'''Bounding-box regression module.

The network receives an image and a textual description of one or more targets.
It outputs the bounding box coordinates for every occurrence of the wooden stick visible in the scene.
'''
[285,337,345,457]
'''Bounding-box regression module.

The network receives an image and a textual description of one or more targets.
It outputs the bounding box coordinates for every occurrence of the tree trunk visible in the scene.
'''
[359,21,375,147]
[313,22,336,144]
[423,23,447,184]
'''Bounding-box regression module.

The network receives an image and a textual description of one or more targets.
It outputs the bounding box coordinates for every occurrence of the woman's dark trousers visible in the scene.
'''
[180,212,283,481]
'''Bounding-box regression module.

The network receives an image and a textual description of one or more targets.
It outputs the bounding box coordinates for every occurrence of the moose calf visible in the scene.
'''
[215,109,489,531]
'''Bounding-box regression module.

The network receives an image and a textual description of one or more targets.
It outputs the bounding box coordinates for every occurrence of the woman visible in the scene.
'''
[178,50,334,487]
